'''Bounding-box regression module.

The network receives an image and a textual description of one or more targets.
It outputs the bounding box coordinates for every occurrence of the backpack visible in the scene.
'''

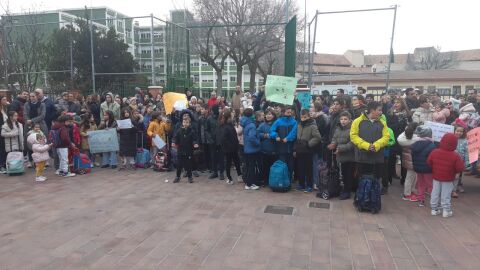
[268,160,290,192]
[72,153,93,174]
[49,129,61,147]
[6,152,25,176]
[153,152,167,172]
[316,162,341,200]
[354,174,381,214]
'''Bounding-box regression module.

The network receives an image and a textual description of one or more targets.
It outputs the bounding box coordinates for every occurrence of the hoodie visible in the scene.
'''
[258,121,276,154]
[241,116,260,154]
[427,133,464,181]
[28,133,50,163]
[410,138,436,173]
[51,122,71,148]
[269,116,297,154]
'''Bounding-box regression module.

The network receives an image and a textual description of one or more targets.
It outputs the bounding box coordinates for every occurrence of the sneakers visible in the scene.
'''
[35,176,46,182]
[443,210,453,218]
[173,177,180,183]
[381,187,388,195]
[55,169,61,175]
[409,194,419,202]
[219,173,225,181]
[245,184,260,190]
[193,171,200,177]
[313,184,318,190]
[431,209,442,216]
[304,187,313,193]
[26,161,32,168]
[418,200,425,207]
[457,186,465,193]
[452,191,459,198]
[244,185,251,190]
[227,179,234,185]
[188,177,193,183]
[0,167,6,174]
[60,172,76,177]
[402,194,411,201]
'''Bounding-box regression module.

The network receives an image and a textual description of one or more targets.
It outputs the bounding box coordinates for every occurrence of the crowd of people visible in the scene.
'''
[0,85,474,217]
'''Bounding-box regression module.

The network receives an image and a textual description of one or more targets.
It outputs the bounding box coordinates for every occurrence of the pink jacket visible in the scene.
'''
[27,133,50,163]
[432,108,450,124]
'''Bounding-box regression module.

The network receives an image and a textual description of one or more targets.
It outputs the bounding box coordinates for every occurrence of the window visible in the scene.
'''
[230,76,236,82]
[452,85,461,95]
[159,65,165,70]
[230,61,236,66]
[193,75,199,82]
[201,63,208,67]
[466,85,475,91]
[222,79,228,82]
[141,49,151,55]
[141,33,151,39]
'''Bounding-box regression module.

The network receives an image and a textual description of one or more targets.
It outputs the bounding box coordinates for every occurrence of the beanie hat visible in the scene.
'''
[414,125,432,138]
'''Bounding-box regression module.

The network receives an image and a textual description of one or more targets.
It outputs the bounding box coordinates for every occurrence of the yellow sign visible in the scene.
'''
[162,92,188,114]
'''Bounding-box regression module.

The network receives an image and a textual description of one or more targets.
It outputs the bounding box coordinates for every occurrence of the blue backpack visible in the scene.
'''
[48,129,61,147]
[354,174,381,214]
[269,160,290,192]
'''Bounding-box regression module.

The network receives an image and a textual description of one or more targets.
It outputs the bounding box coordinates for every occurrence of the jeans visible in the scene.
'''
[57,148,69,173]
[102,151,118,166]
[430,180,454,212]
[244,152,260,187]
[416,173,433,201]
[225,152,242,181]
[403,169,417,196]
[312,154,319,187]
[296,153,313,188]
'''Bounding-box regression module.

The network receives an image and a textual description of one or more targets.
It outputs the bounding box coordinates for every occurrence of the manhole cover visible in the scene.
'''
[264,205,294,215]
[309,202,330,209]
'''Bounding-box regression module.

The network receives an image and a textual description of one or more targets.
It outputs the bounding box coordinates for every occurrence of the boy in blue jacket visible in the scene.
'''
[241,108,261,190]
[269,105,297,179]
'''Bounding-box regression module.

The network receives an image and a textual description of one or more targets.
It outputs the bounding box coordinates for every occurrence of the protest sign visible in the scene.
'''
[163,92,188,114]
[87,129,119,153]
[265,75,297,105]
[297,91,311,109]
[467,127,480,163]
[424,121,454,142]
[153,135,166,149]
[116,119,132,129]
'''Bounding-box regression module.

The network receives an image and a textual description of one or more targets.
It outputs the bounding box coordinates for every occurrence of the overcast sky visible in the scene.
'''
[2,0,477,55]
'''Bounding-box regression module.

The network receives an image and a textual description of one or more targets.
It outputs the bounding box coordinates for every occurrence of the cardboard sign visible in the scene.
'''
[424,121,454,142]
[153,135,166,150]
[297,91,311,109]
[87,129,119,154]
[116,119,133,129]
[163,92,188,114]
[467,127,480,163]
[265,75,297,105]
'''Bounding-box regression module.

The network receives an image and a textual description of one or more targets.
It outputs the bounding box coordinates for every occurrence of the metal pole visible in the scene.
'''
[285,0,289,22]
[302,0,306,82]
[307,20,311,87]
[308,13,318,88]
[150,14,155,85]
[89,11,96,93]
[317,7,396,15]
[385,5,397,92]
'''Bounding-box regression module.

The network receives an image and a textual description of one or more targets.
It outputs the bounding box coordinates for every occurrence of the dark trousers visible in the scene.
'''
[209,144,224,174]
[278,153,294,180]
[341,161,355,193]
[382,157,390,188]
[358,163,383,181]
[388,151,397,180]
[225,152,242,180]
[201,144,211,171]
[244,152,260,187]
[0,138,6,167]
[296,153,313,188]
[261,153,277,186]
[176,155,192,178]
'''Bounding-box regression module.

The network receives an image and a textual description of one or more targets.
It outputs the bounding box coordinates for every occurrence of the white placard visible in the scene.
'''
[116,119,133,129]
[153,135,166,149]
[424,121,454,142]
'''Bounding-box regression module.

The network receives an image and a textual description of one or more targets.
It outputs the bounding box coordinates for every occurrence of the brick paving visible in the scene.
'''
[1,168,480,270]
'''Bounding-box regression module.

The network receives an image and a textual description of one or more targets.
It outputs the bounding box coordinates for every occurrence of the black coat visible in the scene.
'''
[174,126,198,156]
[118,119,139,157]
[220,123,239,153]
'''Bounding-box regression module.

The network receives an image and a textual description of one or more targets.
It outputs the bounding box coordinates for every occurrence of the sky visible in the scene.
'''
[2,0,477,55]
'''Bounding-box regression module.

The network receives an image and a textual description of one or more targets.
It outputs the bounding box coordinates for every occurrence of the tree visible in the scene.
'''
[406,46,457,71]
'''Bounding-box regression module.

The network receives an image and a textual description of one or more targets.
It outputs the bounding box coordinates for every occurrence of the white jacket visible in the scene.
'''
[1,122,24,152]
[412,107,434,124]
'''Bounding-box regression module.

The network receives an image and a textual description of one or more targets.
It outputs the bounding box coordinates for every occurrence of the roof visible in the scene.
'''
[309,65,371,74]
[313,53,351,66]
[364,54,408,65]
[452,49,480,61]
[312,70,480,84]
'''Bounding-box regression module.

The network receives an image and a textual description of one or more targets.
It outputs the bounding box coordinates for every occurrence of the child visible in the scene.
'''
[147,111,171,161]
[255,111,265,127]
[397,122,420,201]
[98,110,118,169]
[173,117,198,183]
[26,123,45,168]
[294,109,321,192]
[410,126,436,207]
[80,113,98,166]
[241,108,261,190]
[118,108,138,170]
[329,111,354,199]
[258,108,277,186]
[1,111,24,156]
[51,115,76,177]
[427,133,464,217]
[220,109,242,184]
[453,125,468,197]
[269,105,297,179]
[28,133,52,182]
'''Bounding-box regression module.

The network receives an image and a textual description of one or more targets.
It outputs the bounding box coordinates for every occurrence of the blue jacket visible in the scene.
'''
[411,139,436,173]
[258,122,276,154]
[269,116,297,154]
[241,116,260,154]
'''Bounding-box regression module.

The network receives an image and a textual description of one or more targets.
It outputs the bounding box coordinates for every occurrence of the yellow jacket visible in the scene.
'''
[350,113,390,153]
[147,120,171,142]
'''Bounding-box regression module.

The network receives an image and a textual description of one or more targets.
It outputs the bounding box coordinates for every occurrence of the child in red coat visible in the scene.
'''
[427,133,464,218]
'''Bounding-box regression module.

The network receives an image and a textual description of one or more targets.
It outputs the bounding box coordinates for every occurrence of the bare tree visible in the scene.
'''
[406,46,457,71]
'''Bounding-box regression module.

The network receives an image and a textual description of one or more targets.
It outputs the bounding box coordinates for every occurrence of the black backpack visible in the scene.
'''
[316,159,341,200]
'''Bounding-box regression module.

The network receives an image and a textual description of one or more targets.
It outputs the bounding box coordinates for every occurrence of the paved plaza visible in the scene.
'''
[1,168,480,270]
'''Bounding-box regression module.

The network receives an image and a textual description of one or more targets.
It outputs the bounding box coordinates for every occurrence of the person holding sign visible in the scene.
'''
[453,125,468,197]
[98,111,118,169]
[117,108,139,170]
[147,111,171,161]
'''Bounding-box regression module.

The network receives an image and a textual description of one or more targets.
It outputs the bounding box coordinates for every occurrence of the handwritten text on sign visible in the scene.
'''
[467,127,480,164]
[424,121,454,142]
[265,75,297,105]
[87,129,119,154]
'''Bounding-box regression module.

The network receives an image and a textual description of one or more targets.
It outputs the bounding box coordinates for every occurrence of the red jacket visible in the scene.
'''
[51,122,71,148]
[427,133,464,182]
[207,97,217,108]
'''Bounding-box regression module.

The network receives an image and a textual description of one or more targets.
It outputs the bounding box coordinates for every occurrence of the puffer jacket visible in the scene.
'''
[427,133,464,181]
[100,93,121,121]
[412,107,434,124]
[294,118,321,153]
[455,138,469,167]
[205,114,219,145]
[350,113,390,164]
[432,108,450,124]
[411,138,436,173]
[147,119,171,142]
[331,122,354,163]
[1,122,24,152]
[396,132,420,170]
[241,116,260,154]
[269,116,297,154]
[258,121,276,154]
[28,133,50,163]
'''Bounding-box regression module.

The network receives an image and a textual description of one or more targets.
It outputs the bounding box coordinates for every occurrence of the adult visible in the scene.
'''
[0,96,8,173]
[100,92,121,121]
[86,95,101,125]
[444,99,459,125]
[381,94,392,115]
[365,94,375,104]
[8,90,28,124]
[185,88,193,101]
[67,93,81,115]
[336,89,345,98]
[412,95,433,124]
[134,87,145,105]
[231,85,243,112]
[405,87,419,111]
[1,111,24,154]
[24,92,48,136]
[34,88,56,130]
[207,91,217,108]
[351,95,367,120]
[55,92,69,112]
[350,101,390,192]
[386,97,409,183]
